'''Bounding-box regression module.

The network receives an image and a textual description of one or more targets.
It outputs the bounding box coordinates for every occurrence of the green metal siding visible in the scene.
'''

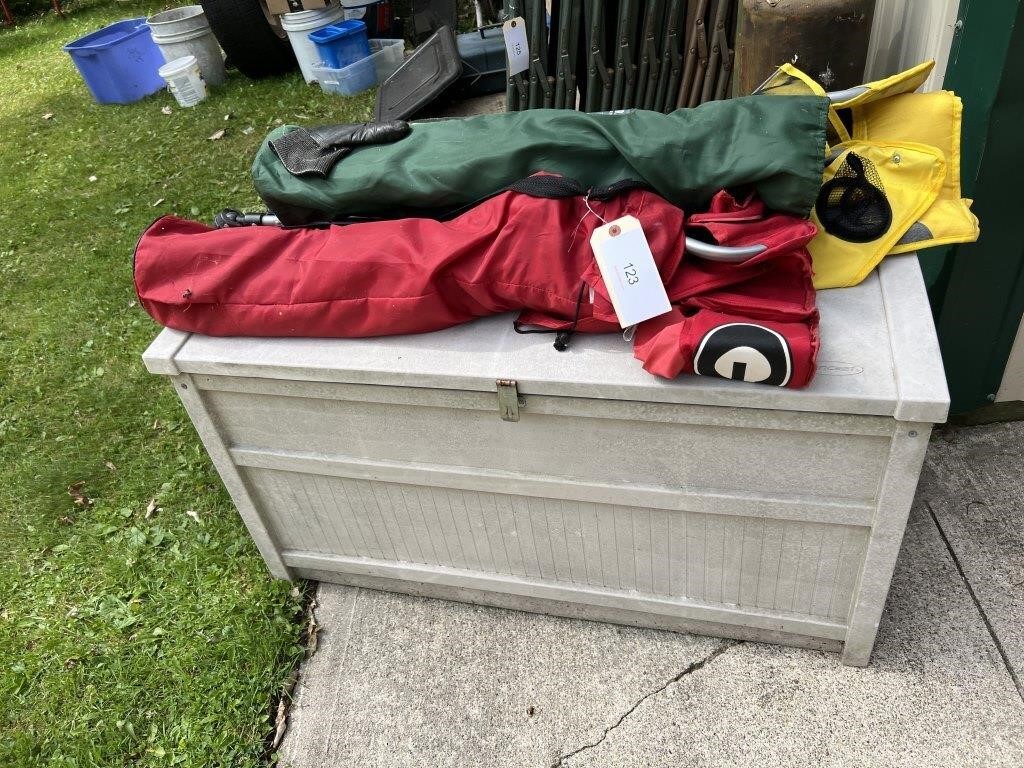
[926,0,1024,413]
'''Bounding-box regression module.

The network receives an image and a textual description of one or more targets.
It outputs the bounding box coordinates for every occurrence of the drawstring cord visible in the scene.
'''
[513,281,588,352]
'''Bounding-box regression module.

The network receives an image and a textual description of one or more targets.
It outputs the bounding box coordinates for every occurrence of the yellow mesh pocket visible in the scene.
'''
[810,141,945,289]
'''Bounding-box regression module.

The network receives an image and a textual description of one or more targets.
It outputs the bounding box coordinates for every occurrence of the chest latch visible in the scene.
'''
[496,379,525,422]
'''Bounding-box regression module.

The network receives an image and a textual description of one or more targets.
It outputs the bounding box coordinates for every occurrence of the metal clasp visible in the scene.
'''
[496,379,524,422]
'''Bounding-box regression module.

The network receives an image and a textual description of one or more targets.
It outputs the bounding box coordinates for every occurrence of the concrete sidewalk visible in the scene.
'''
[278,422,1024,768]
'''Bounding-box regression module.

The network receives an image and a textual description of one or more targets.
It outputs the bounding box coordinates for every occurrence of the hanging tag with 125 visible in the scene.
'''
[501,17,530,77]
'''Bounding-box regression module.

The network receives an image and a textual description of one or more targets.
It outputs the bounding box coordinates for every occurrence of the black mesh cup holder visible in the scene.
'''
[815,152,893,242]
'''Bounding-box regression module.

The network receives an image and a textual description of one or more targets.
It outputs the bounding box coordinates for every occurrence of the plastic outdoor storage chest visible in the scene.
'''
[144,255,949,666]
[64,18,166,105]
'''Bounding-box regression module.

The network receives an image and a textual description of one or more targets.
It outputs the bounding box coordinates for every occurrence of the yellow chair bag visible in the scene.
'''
[852,90,979,253]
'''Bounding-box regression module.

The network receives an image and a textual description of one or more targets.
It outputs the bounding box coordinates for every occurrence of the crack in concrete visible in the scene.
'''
[926,502,1024,705]
[550,640,741,767]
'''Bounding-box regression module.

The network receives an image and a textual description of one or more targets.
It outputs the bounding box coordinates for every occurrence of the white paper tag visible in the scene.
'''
[590,216,672,329]
[502,17,530,77]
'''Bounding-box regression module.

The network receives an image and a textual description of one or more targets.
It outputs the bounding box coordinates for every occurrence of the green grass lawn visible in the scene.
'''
[0,2,376,764]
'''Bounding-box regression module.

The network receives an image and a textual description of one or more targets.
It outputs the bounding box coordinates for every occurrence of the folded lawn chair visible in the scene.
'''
[252,94,828,225]
[526,0,553,108]
[652,0,685,112]
[610,0,639,109]
[582,0,614,112]
[634,0,665,110]
[136,177,818,387]
[676,0,708,108]
[553,0,583,108]
[755,61,980,289]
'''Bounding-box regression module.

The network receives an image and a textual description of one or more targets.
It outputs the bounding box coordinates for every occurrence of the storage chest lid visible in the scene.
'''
[143,255,949,423]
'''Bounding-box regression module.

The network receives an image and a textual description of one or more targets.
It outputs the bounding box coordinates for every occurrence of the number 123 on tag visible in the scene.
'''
[590,216,672,328]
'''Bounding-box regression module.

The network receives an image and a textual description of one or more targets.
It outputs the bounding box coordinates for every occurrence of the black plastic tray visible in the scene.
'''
[374,26,463,122]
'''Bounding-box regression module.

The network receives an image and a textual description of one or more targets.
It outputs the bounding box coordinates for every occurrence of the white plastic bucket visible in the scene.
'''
[159,55,208,107]
[340,0,368,20]
[281,4,347,84]
[147,6,226,87]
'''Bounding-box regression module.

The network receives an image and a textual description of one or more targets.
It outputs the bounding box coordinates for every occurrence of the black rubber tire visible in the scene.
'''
[200,0,298,79]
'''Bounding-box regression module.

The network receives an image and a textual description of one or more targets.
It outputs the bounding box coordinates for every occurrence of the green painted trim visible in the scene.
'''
[933,0,1024,413]
[950,400,1024,426]
[943,0,1013,192]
